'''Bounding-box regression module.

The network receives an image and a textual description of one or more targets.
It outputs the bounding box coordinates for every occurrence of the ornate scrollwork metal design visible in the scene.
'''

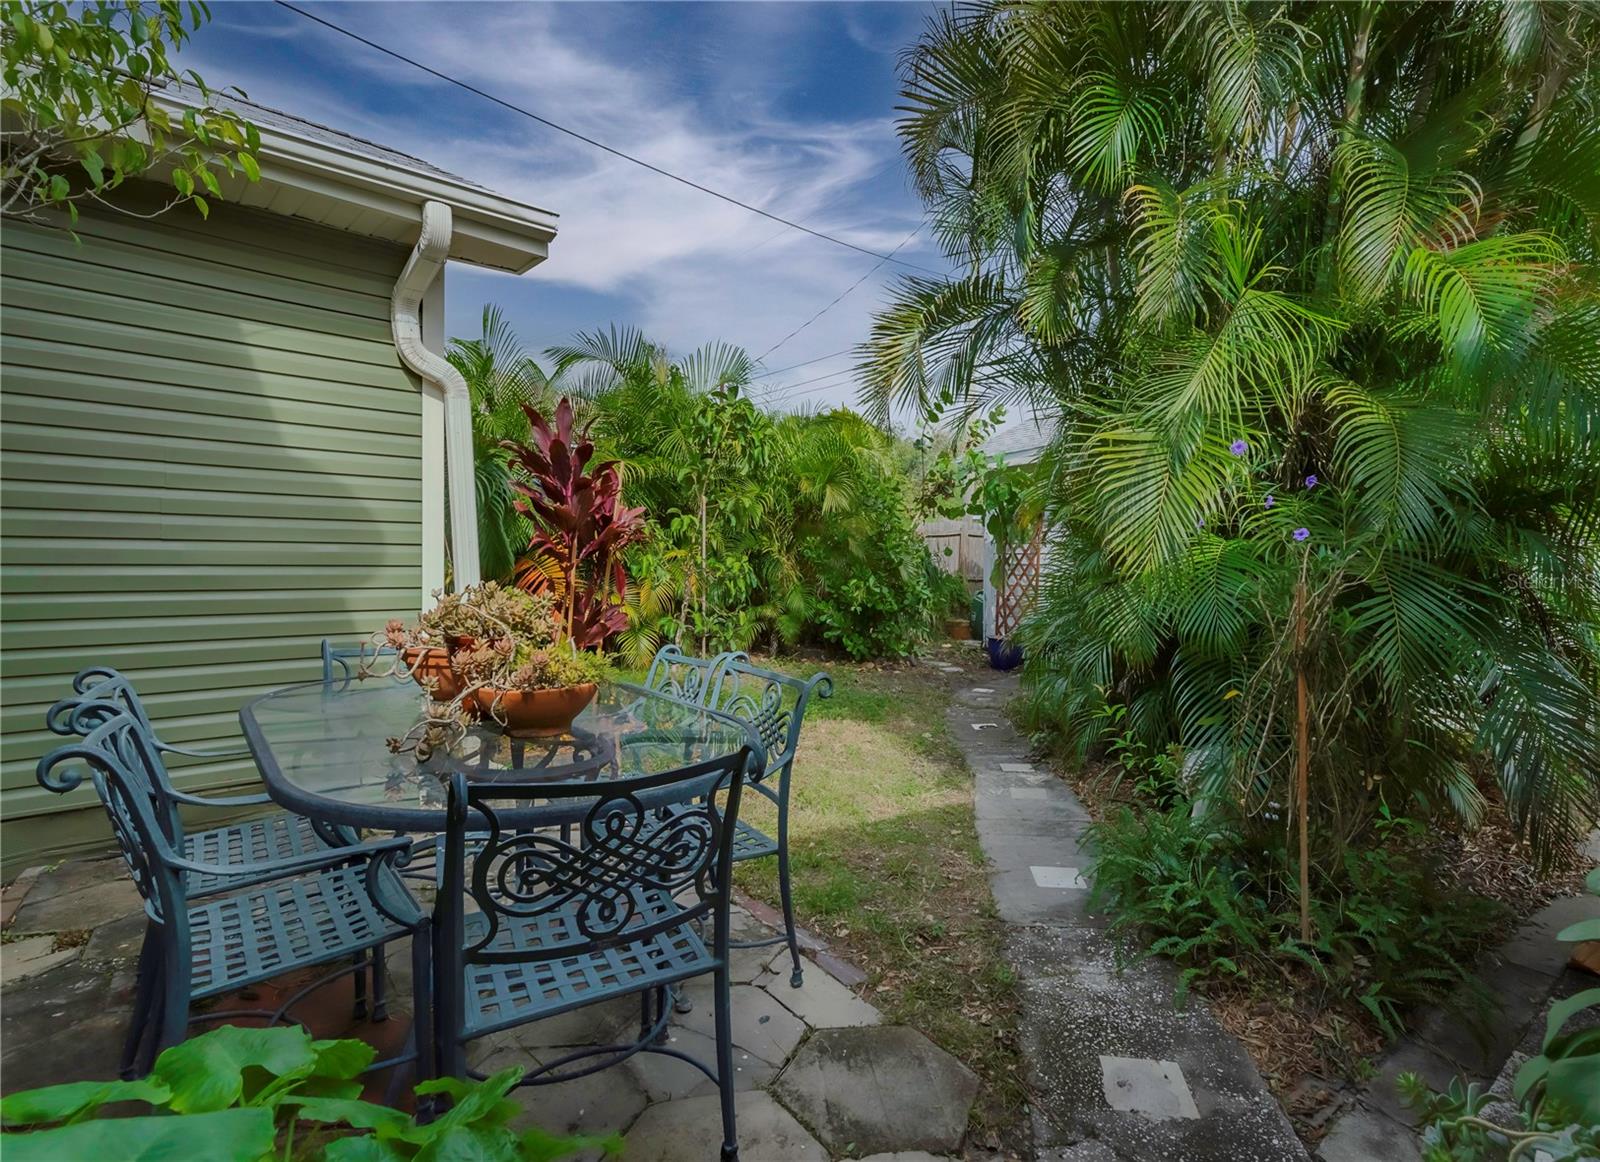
[468,790,721,950]
[37,717,172,919]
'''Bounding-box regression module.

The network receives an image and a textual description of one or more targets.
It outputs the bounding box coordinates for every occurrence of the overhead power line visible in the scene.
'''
[756,226,921,362]
[753,348,853,380]
[275,1,946,277]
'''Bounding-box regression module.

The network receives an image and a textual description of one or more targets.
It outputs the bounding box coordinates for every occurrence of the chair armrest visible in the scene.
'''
[179,834,417,900]
[167,788,275,809]
[157,741,254,760]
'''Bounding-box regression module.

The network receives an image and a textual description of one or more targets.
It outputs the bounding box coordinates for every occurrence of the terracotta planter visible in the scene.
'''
[945,617,973,640]
[473,682,598,736]
[401,646,465,701]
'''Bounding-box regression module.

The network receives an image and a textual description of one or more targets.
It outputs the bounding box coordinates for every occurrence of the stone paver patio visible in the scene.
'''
[1,855,979,1160]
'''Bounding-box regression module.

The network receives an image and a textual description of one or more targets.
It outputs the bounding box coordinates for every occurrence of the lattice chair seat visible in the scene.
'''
[189,862,416,999]
[652,806,776,863]
[183,813,327,895]
[460,888,712,1038]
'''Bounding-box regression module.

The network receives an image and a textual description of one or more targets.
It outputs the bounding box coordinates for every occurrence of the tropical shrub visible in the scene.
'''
[502,398,646,648]
[451,318,939,663]
[1088,802,1505,1036]
[0,1024,610,1161]
[863,1,1600,869]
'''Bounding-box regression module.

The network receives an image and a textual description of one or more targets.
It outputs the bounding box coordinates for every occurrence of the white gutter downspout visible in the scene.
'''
[392,200,480,591]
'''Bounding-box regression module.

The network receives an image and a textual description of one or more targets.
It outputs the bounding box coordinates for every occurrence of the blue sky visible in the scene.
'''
[181,2,951,416]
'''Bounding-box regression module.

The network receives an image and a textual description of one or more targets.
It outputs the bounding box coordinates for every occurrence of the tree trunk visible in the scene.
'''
[1294,577,1311,943]
[698,491,708,655]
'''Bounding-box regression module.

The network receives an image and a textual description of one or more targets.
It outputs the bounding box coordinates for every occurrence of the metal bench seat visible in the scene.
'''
[189,861,415,998]
[460,888,710,1038]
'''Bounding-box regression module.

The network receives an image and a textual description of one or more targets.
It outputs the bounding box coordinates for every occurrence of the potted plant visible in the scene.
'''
[366,398,645,744]
[449,586,609,735]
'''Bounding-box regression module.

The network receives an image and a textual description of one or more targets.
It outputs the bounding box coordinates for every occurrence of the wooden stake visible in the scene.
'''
[1294,576,1311,942]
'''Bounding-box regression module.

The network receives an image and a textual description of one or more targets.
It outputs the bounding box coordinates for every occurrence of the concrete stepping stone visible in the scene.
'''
[9,874,141,935]
[623,1026,778,1101]
[772,1025,977,1156]
[755,957,882,1028]
[672,983,808,1066]
[0,934,80,984]
[491,1049,649,1137]
[1099,1054,1200,1120]
[624,1090,826,1162]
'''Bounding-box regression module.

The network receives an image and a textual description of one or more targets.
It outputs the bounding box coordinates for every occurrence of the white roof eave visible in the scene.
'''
[153,88,558,274]
[243,127,557,274]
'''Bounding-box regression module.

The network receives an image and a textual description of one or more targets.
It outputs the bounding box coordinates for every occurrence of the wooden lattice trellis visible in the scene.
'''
[995,522,1043,638]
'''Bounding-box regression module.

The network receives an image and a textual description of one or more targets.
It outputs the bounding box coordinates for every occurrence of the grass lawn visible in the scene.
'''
[723,656,1026,1149]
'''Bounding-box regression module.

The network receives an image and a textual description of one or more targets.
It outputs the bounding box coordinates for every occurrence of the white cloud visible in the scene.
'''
[181,2,944,416]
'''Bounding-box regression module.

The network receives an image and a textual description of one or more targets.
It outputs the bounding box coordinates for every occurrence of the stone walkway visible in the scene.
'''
[1,854,980,1161]
[949,676,1306,1162]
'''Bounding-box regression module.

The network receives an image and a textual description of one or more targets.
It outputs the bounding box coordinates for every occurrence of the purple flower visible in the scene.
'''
[1196,517,1205,528]
[1293,527,1310,542]
[1264,494,1275,508]
[1230,439,1249,456]
[1304,474,1319,489]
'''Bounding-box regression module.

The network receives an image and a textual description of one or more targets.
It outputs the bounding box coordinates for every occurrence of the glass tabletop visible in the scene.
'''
[240,678,760,831]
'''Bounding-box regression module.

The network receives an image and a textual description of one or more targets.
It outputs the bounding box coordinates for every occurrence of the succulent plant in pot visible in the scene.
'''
[450,587,610,735]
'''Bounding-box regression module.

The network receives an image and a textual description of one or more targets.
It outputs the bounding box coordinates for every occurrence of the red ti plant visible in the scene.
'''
[502,398,646,648]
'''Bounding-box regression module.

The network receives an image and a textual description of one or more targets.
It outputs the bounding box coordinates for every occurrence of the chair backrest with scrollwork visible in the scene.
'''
[46,666,162,742]
[43,671,188,841]
[437,748,750,983]
[706,659,831,786]
[36,706,188,927]
[642,644,744,707]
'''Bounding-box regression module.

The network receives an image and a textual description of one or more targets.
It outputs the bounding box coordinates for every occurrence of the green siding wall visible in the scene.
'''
[0,194,425,872]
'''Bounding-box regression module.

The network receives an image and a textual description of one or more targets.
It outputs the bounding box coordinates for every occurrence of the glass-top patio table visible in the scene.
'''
[240,679,761,833]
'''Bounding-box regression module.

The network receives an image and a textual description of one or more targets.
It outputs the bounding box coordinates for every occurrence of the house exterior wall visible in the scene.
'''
[0,192,425,873]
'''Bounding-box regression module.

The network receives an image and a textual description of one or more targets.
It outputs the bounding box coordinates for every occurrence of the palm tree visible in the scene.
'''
[446,305,551,582]
[862,1,1600,862]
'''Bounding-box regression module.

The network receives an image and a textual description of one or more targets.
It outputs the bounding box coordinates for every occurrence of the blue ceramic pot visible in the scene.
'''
[986,636,1023,671]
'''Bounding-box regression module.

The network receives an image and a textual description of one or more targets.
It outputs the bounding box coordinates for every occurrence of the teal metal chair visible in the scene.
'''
[642,644,742,705]
[45,666,387,1019]
[432,749,752,1159]
[701,659,831,987]
[642,652,832,987]
[37,700,430,1081]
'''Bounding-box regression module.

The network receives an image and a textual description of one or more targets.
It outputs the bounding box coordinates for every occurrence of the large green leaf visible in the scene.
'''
[1556,918,1600,943]
[1545,1054,1600,1122]
[1544,992,1600,1054]
[152,1025,317,1113]
[0,1108,274,1162]
[0,1078,170,1127]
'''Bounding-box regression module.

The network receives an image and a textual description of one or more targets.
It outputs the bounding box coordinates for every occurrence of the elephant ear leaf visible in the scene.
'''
[0,1078,169,1128]
[1556,917,1600,942]
[1516,989,1600,1106]
[153,1025,318,1113]
[0,1108,274,1162]
[1542,989,1600,1054]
